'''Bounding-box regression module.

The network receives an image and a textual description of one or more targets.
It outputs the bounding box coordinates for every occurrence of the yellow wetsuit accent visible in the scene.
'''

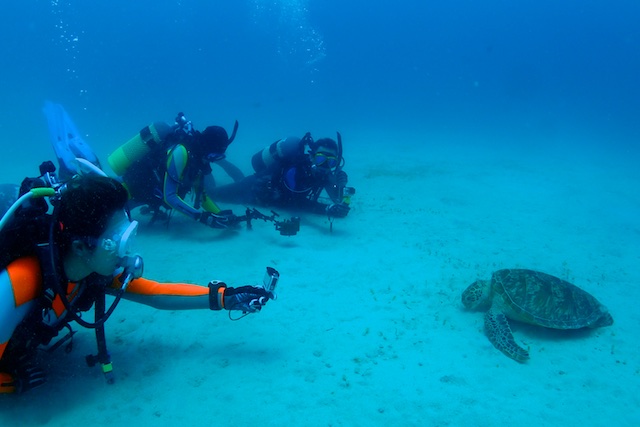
[163,144,221,219]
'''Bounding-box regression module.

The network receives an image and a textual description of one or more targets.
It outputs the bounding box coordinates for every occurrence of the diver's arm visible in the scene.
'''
[0,258,42,359]
[292,195,331,214]
[203,172,217,196]
[163,145,202,220]
[324,169,349,203]
[313,175,352,218]
[0,258,48,393]
[113,277,272,313]
[200,174,223,214]
[215,159,245,183]
[117,277,209,310]
[324,181,342,203]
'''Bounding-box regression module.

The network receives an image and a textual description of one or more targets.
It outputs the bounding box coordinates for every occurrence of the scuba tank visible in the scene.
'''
[251,136,303,174]
[0,164,65,300]
[107,122,172,176]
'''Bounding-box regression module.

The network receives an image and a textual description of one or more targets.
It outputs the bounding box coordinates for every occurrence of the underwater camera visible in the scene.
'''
[243,208,300,236]
[342,186,356,197]
[262,266,280,293]
[274,216,300,236]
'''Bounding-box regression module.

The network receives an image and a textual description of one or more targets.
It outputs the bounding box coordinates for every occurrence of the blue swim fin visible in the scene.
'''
[43,101,102,181]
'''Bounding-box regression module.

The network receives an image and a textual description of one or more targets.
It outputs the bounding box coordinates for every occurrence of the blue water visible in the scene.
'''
[1,1,639,426]
[2,1,639,151]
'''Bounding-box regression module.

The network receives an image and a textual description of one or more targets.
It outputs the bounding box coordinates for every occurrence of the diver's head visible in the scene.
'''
[309,138,339,171]
[199,125,230,162]
[56,175,136,279]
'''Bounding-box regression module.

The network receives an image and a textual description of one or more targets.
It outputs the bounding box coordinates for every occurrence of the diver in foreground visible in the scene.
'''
[0,163,277,394]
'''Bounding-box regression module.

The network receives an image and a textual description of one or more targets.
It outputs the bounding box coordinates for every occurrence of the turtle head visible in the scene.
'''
[461,280,492,310]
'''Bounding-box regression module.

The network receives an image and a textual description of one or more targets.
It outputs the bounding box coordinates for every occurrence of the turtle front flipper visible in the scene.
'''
[484,307,529,362]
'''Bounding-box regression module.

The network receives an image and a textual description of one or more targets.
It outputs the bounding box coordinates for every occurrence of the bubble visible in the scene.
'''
[50,0,83,82]
[251,0,327,73]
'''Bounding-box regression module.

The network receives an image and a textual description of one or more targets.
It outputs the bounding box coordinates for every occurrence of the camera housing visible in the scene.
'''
[275,216,300,236]
[342,186,356,197]
[262,267,280,293]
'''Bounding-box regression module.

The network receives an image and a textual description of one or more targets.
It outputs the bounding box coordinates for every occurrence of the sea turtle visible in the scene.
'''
[461,269,613,362]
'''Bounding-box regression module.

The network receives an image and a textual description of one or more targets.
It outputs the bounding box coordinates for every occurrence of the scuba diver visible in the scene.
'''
[42,102,300,235]
[0,164,276,394]
[213,132,355,218]
[107,112,246,228]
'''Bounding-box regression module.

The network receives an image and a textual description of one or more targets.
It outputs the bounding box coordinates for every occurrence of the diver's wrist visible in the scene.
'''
[208,280,227,310]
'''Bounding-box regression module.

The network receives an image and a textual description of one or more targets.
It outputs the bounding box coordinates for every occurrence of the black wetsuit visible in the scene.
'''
[214,156,341,214]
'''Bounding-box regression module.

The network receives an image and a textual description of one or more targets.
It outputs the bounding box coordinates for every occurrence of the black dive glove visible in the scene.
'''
[199,210,238,229]
[208,281,272,313]
[326,202,350,218]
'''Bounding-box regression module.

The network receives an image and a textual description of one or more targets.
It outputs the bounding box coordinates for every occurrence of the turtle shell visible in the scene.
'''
[491,269,613,329]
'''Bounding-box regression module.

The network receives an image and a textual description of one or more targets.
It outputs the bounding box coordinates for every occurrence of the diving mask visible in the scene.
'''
[313,152,338,169]
[206,152,226,162]
[101,219,139,259]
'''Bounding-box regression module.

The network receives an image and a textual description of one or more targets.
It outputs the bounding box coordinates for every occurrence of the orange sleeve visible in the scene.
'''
[6,256,43,307]
[0,342,8,366]
[0,371,16,393]
[113,277,209,297]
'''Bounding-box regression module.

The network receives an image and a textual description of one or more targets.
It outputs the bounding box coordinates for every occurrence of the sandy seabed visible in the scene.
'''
[1,129,638,427]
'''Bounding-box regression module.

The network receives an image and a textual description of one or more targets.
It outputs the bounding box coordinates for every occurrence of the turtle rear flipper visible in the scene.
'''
[485,307,529,362]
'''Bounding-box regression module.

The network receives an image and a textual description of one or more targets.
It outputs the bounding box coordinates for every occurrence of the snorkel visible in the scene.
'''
[336,131,343,170]
[175,112,238,145]
[228,120,239,144]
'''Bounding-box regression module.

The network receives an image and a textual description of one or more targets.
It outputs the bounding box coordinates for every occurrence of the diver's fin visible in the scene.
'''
[76,158,108,177]
[43,101,102,181]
